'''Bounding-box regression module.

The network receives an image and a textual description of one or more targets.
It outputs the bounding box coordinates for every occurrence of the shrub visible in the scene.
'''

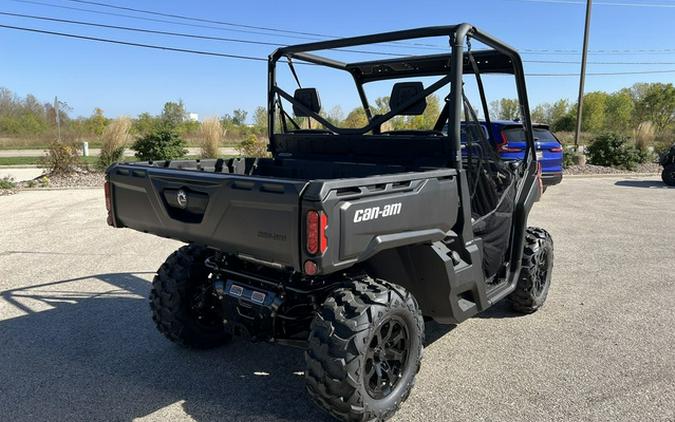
[562,146,584,168]
[132,128,187,161]
[199,117,223,158]
[237,133,270,157]
[41,139,81,175]
[97,117,131,170]
[586,133,647,170]
[0,176,16,189]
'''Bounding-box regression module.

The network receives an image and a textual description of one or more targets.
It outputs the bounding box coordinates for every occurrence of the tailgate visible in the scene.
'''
[107,164,307,270]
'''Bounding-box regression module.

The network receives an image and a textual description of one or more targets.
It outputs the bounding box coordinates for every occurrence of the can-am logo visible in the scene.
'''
[353,203,402,223]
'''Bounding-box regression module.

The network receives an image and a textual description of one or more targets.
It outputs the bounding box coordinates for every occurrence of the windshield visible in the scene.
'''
[503,127,557,142]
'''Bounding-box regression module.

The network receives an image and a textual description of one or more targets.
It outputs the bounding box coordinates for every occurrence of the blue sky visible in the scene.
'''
[1,0,674,120]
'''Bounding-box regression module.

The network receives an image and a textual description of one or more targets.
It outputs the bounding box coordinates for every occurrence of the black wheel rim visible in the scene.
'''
[364,316,409,399]
[532,247,551,297]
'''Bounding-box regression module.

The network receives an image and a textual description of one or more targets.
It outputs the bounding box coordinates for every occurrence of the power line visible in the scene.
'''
[10,0,675,56]
[528,69,675,76]
[0,11,405,57]
[6,11,675,64]
[9,0,449,51]
[2,23,675,77]
[515,0,675,8]
[0,23,268,61]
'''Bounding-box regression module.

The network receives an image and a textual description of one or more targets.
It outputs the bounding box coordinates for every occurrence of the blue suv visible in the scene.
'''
[452,120,564,188]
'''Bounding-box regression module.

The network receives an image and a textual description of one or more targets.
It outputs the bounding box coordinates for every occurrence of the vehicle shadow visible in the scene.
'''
[475,299,524,319]
[0,273,331,422]
[614,180,672,189]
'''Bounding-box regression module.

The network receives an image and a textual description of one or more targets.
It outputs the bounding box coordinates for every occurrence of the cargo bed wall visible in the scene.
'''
[108,164,307,270]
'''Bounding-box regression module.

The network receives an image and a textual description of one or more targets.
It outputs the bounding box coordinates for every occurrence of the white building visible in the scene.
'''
[187,112,199,122]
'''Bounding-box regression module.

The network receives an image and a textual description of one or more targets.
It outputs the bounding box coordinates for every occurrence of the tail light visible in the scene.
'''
[550,145,563,153]
[104,181,112,212]
[497,130,523,153]
[306,210,328,255]
[104,181,115,226]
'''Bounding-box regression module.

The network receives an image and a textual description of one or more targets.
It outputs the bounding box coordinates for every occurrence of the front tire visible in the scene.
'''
[510,227,554,314]
[150,244,230,348]
[662,164,675,186]
[305,277,424,421]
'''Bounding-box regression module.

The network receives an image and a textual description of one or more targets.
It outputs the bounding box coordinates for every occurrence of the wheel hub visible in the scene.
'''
[364,316,409,399]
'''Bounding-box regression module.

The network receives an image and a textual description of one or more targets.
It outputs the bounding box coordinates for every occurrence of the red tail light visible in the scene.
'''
[306,210,328,255]
[497,130,523,152]
[104,181,112,212]
[536,162,544,196]
[550,146,563,153]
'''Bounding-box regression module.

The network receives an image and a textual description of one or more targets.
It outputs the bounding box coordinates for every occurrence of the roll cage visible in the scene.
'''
[266,23,536,170]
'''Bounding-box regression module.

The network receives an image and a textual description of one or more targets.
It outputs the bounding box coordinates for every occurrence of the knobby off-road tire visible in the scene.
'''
[662,164,675,186]
[510,227,554,314]
[150,244,231,348]
[305,277,424,421]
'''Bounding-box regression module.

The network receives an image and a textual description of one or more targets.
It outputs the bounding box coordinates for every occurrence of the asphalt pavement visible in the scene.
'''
[0,176,673,422]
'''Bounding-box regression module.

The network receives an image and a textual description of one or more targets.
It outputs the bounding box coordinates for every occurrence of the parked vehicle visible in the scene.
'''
[105,24,553,421]
[661,144,675,186]
[448,120,564,188]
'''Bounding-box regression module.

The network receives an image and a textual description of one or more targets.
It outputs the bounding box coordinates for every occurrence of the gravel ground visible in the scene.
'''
[0,176,673,422]
[565,162,661,175]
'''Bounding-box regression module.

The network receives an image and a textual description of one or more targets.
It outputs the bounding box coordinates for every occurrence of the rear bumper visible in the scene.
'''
[541,172,563,186]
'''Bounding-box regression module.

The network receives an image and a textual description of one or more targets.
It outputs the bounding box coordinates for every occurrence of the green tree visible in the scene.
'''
[490,98,520,120]
[160,100,186,129]
[581,92,608,132]
[252,106,267,133]
[531,104,550,124]
[133,112,161,136]
[88,108,108,136]
[632,83,675,133]
[231,109,248,126]
[605,91,634,132]
[343,108,368,128]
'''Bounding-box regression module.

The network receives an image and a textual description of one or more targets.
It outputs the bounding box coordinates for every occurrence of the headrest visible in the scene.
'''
[293,88,321,116]
[389,82,426,115]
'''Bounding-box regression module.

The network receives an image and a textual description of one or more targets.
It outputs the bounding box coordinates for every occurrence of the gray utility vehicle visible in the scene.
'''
[105,24,554,421]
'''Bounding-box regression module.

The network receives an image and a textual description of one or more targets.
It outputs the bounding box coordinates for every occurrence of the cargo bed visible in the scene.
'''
[107,157,459,273]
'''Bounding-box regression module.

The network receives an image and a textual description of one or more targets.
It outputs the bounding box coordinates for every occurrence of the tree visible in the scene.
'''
[490,98,520,120]
[322,105,344,126]
[550,99,570,124]
[343,108,368,128]
[531,104,550,124]
[88,108,108,136]
[132,128,187,161]
[605,91,634,132]
[252,106,267,133]
[160,100,186,128]
[581,91,608,132]
[232,109,248,126]
[632,83,675,134]
[133,112,161,136]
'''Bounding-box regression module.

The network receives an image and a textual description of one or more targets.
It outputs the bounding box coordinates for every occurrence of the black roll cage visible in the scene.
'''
[267,23,535,170]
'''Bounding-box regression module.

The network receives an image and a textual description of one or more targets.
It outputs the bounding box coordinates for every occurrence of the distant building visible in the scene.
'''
[187,112,199,122]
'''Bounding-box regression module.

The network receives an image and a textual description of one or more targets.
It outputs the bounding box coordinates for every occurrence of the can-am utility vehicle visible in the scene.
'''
[105,23,554,421]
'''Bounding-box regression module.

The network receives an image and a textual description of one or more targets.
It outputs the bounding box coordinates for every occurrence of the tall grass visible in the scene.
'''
[199,117,223,158]
[633,121,655,152]
[97,117,131,170]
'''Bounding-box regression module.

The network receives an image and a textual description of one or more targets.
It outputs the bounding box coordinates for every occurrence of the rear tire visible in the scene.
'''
[305,277,424,421]
[510,227,554,314]
[150,244,230,348]
[662,164,675,186]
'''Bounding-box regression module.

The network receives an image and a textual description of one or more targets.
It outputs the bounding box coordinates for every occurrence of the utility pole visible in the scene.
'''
[574,0,593,151]
[54,96,62,142]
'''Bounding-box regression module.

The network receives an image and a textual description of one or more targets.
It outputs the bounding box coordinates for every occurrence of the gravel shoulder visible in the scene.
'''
[0,177,674,422]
